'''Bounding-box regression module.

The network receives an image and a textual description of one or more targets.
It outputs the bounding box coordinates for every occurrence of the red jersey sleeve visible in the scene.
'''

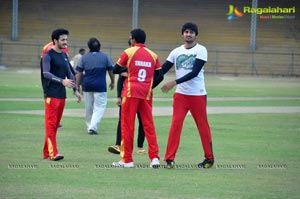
[117,49,130,67]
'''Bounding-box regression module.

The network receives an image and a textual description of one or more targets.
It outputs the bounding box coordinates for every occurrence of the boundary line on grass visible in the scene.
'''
[1,106,300,118]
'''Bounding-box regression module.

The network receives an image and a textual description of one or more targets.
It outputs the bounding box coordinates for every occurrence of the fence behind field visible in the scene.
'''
[0,40,299,77]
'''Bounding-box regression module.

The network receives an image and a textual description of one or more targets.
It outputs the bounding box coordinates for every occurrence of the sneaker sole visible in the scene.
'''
[108,147,120,154]
[137,151,147,155]
[204,164,213,168]
[151,164,160,169]
[88,130,98,135]
[165,165,173,169]
[198,163,214,169]
[112,162,134,168]
[53,156,64,161]
[165,161,175,169]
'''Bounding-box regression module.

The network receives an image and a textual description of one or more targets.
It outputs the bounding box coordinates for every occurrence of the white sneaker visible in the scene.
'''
[150,158,160,168]
[112,160,134,168]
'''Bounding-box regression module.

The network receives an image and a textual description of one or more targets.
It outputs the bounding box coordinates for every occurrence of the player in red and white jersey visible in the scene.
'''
[112,29,162,168]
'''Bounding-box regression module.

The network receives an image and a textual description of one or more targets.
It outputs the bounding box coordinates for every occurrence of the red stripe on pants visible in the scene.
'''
[43,97,65,159]
[164,93,214,161]
[120,97,159,163]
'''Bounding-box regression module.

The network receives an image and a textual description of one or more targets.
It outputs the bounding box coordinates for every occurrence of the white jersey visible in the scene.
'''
[167,43,208,96]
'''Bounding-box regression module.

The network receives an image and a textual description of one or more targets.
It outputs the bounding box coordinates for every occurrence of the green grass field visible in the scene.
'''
[1,69,300,199]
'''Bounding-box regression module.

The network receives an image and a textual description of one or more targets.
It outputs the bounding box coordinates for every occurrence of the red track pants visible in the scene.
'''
[43,97,65,159]
[120,97,160,163]
[164,93,214,161]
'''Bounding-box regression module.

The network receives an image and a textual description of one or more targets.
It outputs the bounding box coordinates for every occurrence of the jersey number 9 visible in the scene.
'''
[137,69,146,82]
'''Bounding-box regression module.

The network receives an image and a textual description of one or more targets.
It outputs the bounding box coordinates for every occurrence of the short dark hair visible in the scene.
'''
[87,38,101,52]
[51,28,69,42]
[79,48,85,53]
[131,29,146,44]
[181,22,198,36]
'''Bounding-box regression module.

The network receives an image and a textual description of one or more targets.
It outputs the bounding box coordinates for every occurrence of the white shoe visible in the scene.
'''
[112,160,134,168]
[150,158,160,168]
